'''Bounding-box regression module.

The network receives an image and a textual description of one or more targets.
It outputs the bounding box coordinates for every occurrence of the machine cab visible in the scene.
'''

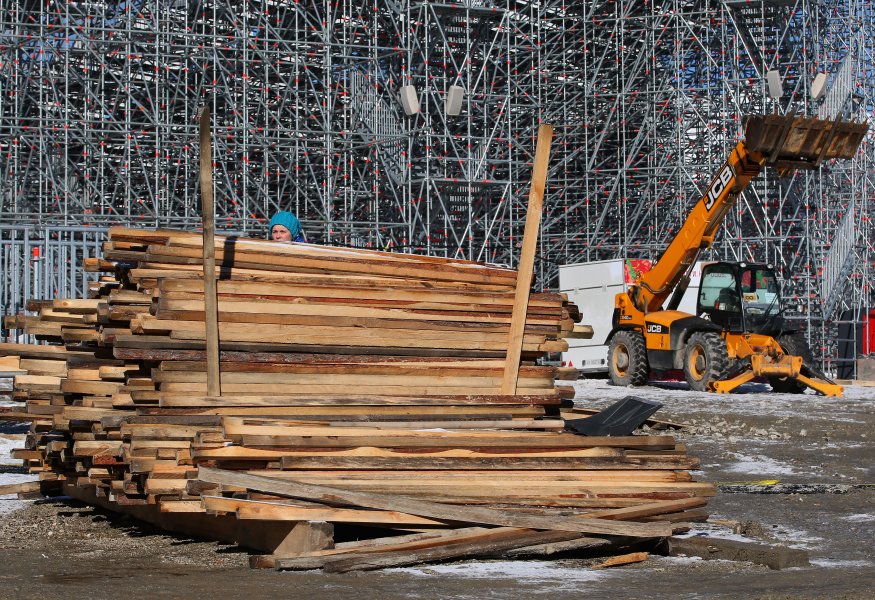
[696,262,783,333]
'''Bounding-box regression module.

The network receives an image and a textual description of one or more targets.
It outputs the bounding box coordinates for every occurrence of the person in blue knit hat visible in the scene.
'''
[268,210,306,242]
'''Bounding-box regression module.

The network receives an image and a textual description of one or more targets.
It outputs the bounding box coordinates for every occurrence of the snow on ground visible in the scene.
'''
[0,377,38,515]
[394,560,605,591]
[0,473,38,515]
[839,513,875,523]
[721,453,798,476]
[571,377,873,418]
[810,558,875,568]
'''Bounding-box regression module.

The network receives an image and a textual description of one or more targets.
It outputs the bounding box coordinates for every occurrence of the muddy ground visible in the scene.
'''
[0,379,873,599]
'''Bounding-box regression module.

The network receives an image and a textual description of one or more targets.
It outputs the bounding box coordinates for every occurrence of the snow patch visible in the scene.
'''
[839,513,875,523]
[395,560,606,588]
[723,453,797,476]
[0,471,39,515]
[676,523,756,545]
[0,434,25,466]
[810,558,874,568]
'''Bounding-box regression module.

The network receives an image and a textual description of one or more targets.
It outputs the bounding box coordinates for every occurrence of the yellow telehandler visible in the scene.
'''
[607,114,868,396]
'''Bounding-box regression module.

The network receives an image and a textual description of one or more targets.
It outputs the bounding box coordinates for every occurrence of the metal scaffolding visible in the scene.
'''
[1,1,873,374]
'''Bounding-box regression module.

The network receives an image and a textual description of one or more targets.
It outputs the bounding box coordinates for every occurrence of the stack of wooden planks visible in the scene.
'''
[2,227,713,570]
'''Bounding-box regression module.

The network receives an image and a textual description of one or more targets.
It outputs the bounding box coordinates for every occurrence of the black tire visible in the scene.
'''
[683,331,729,392]
[769,332,814,394]
[608,330,649,387]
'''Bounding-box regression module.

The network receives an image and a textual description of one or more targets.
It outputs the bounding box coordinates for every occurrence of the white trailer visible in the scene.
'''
[559,259,706,373]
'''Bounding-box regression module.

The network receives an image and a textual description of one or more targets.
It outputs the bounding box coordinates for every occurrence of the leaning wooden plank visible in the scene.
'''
[267,526,495,567]
[271,527,584,571]
[503,124,553,394]
[196,467,672,537]
[201,496,449,526]
[503,535,614,558]
[296,499,692,569]
[321,529,589,573]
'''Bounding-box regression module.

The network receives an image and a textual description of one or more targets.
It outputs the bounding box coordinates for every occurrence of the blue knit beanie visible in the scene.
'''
[268,211,301,238]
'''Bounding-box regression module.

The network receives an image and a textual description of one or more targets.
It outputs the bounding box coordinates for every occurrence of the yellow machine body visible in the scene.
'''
[609,115,868,396]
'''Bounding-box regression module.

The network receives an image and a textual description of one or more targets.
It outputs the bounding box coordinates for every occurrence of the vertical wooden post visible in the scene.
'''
[501,124,553,394]
[198,106,221,397]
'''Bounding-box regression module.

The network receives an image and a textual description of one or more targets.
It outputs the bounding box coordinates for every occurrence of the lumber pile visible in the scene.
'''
[2,227,714,570]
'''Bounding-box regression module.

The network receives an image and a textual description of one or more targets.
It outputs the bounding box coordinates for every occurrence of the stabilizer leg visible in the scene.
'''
[794,373,843,397]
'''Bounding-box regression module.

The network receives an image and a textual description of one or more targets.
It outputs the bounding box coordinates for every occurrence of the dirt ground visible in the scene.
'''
[1,378,873,600]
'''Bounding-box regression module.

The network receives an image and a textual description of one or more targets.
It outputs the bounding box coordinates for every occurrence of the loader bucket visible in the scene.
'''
[744,114,869,176]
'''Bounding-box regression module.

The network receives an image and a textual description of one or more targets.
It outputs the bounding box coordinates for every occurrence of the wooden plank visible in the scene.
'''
[198,105,221,399]
[0,481,41,495]
[129,265,515,293]
[503,124,553,394]
[320,529,587,572]
[197,467,672,538]
[592,551,649,569]
[163,278,564,307]
[157,359,553,377]
[154,299,561,327]
[110,226,517,272]
[159,393,562,407]
[156,309,559,337]
[0,343,77,359]
[115,334,520,358]
[19,359,67,377]
[278,455,700,471]
[158,383,555,396]
[142,243,516,287]
[200,447,626,460]
[151,371,553,389]
[202,496,449,526]
[231,468,688,482]
[274,498,690,571]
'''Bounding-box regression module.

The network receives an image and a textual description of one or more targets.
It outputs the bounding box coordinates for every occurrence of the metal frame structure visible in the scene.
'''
[1,1,873,375]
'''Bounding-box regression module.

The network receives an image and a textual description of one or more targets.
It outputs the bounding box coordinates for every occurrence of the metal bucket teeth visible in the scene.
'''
[743,114,869,176]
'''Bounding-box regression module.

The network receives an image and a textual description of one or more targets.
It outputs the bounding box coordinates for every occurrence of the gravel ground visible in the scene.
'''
[0,377,873,599]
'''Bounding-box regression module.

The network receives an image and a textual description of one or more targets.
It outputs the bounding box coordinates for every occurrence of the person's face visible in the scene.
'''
[271,225,292,241]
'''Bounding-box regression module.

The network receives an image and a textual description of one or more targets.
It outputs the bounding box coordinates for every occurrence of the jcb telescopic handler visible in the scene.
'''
[607,114,868,396]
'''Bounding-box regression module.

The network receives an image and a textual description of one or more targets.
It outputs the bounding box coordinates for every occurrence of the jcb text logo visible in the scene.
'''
[704,164,735,211]
[646,323,663,334]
